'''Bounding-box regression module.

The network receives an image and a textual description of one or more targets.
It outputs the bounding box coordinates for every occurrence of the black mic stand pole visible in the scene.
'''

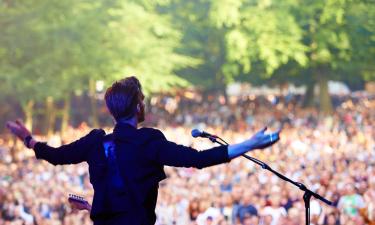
[207,136,332,225]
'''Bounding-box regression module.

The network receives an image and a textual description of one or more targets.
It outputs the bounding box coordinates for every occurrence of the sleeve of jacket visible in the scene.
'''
[148,129,230,169]
[33,129,105,165]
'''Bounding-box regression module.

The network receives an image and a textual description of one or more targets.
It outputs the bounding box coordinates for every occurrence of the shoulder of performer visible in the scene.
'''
[70,128,107,145]
[138,127,166,141]
[87,128,106,139]
[89,128,106,136]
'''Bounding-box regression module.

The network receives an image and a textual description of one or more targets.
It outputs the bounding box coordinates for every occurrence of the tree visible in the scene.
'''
[166,0,307,94]
[0,0,196,132]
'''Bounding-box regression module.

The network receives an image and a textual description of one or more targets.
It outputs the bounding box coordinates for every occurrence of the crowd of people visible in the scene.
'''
[0,91,374,225]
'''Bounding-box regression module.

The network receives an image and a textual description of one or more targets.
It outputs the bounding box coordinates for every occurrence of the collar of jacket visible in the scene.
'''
[113,122,138,141]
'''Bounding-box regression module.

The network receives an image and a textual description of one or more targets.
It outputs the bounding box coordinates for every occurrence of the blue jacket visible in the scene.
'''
[34,122,230,224]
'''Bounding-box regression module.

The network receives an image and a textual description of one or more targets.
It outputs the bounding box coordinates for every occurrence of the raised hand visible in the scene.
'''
[247,127,280,150]
[228,127,281,159]
[6,119,31,141]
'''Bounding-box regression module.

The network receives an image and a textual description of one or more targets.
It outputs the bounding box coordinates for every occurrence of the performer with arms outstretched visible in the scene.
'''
[7,76,280,225]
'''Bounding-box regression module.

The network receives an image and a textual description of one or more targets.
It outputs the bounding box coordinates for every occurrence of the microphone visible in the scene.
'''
[191,129,217,139]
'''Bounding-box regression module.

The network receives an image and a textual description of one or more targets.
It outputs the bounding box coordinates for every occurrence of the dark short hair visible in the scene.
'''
[104,76,142,121]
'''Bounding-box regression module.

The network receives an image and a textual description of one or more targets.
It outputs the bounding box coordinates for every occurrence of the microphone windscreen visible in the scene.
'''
[191,129,201,138]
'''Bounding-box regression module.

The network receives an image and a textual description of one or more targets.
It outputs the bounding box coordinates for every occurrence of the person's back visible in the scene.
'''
[6,76,281,225]
[108,122,232,224]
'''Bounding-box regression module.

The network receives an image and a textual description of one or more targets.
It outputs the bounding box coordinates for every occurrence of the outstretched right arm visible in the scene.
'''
[227,127,280,159]
[150,127,280,169]
[6,120,104,165]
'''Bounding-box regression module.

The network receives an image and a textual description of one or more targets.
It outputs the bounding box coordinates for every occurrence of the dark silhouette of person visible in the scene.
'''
[7,76,280,225]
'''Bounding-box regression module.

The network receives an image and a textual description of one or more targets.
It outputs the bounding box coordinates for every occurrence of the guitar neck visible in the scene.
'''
[68,194,91,211]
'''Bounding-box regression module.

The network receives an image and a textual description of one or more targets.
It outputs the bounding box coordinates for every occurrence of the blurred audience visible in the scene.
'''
[0,91,374,225]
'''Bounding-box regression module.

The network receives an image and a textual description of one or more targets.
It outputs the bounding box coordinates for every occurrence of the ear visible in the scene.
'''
[136,104,141,113]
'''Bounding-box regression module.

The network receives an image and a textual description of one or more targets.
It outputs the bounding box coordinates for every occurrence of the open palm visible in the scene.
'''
[248,127,280,149]
[6,120,31,141]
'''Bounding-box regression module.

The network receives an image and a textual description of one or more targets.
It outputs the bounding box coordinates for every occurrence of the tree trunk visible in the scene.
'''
[303,81,315,108]
[61,94,71,136]
[22,100,34,131]
[214,71,228,102]
[89,78,99,127]
[317,72,333,115]
[45,96,56,136]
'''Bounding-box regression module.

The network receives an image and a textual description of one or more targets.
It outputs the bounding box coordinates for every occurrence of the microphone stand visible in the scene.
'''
[207,136,332,225]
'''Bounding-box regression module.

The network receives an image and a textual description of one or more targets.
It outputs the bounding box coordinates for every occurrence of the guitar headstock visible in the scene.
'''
[68,194,91,211]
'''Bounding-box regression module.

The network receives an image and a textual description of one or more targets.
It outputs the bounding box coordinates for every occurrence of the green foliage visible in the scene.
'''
[103,0,196,93]
[0,0,195,105]
[223,2,308,76]
[344,0,375,82]
[166,0,309,89]
[0,0,374,117]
